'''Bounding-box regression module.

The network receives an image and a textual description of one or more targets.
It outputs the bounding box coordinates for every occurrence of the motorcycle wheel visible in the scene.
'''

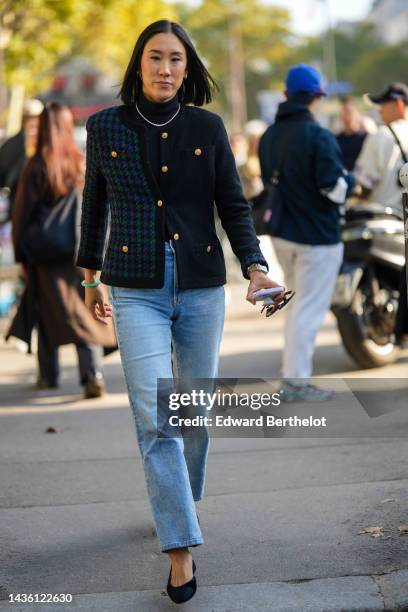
[336,277,401,369]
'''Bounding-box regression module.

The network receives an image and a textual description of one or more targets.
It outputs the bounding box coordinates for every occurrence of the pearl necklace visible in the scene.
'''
[135,102,181,127]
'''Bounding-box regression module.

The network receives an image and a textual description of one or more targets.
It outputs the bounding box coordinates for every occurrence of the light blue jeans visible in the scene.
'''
[110,242,225,552]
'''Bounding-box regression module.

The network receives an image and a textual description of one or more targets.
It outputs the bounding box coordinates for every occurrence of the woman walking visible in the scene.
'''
[77,19,282,603]
[7,102,115,397]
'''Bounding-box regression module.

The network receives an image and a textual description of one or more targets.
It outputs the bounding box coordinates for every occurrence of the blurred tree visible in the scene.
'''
[332,24,381,84]
[0,0,74,96]
[177,0,292,124]
[347,41,408,94]
[285,23,379,82]
[0,0,175,103]
[281,23,408,96]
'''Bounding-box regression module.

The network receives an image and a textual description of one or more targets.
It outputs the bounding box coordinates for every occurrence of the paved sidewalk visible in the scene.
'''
[0,573,407,611]
[0,286,407,611]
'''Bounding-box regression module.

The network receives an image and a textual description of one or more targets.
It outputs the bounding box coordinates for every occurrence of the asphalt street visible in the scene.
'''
[0,280,407,611]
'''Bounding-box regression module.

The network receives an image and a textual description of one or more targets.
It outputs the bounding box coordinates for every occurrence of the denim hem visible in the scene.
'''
[161,538,204,553]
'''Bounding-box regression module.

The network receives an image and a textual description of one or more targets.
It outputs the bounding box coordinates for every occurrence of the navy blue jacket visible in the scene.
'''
[77,105,267,289]
[258,101,355,245]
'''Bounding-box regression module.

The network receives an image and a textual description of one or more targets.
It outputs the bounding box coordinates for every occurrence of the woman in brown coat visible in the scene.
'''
[6,102,116,398]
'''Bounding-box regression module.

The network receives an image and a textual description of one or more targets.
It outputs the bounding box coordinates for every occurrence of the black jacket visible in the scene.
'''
[258,101,355,245]
[76,104,267,288]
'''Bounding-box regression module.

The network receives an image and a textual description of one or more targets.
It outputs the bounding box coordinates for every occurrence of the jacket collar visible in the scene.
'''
[275,100,315,123]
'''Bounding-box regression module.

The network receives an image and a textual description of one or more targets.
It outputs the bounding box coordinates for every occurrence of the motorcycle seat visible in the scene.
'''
[345,202,403,222]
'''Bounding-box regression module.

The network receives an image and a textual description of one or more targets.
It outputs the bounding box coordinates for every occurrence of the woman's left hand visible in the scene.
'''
[246,271,285,305]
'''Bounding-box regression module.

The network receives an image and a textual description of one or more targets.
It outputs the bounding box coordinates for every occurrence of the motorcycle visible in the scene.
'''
[331,202,405,368]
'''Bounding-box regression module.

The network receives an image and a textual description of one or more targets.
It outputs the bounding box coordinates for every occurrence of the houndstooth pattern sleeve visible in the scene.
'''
[76,119,108,270]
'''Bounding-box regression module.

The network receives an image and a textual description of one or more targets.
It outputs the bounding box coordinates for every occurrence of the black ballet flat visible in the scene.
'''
[167,559,197,604]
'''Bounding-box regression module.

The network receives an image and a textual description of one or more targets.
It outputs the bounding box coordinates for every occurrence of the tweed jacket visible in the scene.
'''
[76,104,267,289]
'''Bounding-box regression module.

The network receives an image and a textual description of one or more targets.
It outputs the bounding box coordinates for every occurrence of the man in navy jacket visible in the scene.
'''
[258,64,355,401]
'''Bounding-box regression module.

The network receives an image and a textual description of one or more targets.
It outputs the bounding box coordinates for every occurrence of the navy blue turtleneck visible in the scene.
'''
[136,91,180,183]
[134,91,181,240]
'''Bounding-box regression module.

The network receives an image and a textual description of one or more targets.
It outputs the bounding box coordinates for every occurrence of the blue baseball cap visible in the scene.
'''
[285,64,327,97]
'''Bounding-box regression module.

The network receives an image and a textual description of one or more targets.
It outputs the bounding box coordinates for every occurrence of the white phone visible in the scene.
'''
[252,287,285,302]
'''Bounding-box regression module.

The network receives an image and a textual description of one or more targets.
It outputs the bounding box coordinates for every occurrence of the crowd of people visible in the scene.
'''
[0,66,407,404]
[232,71,408,400]
[0,100,116,398]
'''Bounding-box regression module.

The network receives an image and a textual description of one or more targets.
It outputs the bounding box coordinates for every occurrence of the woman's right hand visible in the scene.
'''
[84,285,112,325]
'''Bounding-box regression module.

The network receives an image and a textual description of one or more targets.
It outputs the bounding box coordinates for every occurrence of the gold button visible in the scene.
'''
[161,165,168,173]
[207,245,212,252]
[111,151,118,158]
[173,233,180,241]
[122,245,128,253]
[157,199,163,207]
[161,132,168,139]
[194,148,202,156]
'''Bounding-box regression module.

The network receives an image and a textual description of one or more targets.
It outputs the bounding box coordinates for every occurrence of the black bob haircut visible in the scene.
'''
[119,20,219,107]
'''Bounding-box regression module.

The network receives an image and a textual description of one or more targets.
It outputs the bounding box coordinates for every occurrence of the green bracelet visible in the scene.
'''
[81,279,101,288]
